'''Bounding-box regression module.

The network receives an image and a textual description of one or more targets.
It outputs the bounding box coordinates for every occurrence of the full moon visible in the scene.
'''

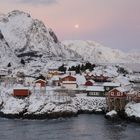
[74,24,79,29]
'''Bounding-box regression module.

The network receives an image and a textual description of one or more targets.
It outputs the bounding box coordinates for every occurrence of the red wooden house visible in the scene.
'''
[35,79,47,87]
[60,75,76,82]
[60,75,77,89]
[13,87,31,98]
[106,87,128,111]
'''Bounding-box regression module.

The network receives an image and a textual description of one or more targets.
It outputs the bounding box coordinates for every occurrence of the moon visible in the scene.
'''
[74,24,79,29]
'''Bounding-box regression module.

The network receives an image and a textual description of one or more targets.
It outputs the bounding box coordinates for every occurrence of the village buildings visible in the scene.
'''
[0,66,139,113]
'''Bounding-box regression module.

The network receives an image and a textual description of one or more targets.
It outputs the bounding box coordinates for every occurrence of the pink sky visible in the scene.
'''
[0,0,140,52]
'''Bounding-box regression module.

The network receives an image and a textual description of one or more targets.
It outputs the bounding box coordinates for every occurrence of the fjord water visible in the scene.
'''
[0,114,140,140]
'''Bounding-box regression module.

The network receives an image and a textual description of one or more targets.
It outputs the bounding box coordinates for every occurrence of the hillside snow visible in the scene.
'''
[0,10,81,69]
[63,40,140,63]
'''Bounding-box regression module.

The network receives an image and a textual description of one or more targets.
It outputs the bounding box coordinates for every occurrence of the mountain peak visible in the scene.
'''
[63,40,140,63]
[0,10,81,73]
[8,10,31,18]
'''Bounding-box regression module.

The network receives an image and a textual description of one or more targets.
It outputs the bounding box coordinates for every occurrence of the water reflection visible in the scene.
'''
[0,115,140,140]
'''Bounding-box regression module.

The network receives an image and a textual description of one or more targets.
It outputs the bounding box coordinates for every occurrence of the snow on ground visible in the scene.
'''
[92,65,119,78]
[106,110,117,116]
[113,75,132,89]
[125,102,140,118]
[127,74,140,83]
[1,96,26,114]
[0,86,106,116]
[72,97,106,112]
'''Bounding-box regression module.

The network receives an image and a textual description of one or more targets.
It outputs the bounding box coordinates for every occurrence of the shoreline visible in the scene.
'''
[0,110,105,120]
[0,109,140,124]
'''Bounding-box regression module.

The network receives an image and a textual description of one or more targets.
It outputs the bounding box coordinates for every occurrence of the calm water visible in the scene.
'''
[0,114,140,140]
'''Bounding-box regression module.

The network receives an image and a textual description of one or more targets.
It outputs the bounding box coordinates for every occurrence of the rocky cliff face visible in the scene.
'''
[0,10,81,68]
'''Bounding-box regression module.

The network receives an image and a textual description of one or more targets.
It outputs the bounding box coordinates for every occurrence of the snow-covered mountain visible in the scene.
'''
[0,10,139,76]
[0,30,19,67]
[0,10,81,68]
[63,40,140,63]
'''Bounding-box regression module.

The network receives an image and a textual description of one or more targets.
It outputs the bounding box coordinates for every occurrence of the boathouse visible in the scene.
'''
[13,87,31,98]
[106,87,128,111]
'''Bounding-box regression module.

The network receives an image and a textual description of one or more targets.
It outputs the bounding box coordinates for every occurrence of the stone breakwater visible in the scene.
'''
[0,93,106,119]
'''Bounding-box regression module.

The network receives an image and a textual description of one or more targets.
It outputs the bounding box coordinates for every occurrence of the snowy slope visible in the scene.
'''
[0,10,81,67]
[0,30,19,67]
[63,40,140,63]
[0,86,106,117]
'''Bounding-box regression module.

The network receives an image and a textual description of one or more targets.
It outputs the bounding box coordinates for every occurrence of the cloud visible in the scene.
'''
[21,0,57,4]
[4,0,58,5]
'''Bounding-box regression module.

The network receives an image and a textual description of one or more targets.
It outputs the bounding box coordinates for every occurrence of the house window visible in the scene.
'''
[111,92,114,96]
[117,92,121,96]
[94,92,99,96]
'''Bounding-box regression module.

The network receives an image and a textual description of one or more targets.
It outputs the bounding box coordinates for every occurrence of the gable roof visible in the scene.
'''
[61,75,76,81]
[35,79,46,83]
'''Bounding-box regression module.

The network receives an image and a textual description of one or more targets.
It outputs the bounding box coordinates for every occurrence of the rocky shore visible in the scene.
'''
[0,89,106,119]
[0,88,140,123]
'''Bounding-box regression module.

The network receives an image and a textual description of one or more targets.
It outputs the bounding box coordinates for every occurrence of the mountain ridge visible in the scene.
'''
[63,40,140,63]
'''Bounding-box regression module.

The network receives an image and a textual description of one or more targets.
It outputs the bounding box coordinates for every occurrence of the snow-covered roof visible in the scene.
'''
[116,87,129,93]
[103,82,120,87]
[62,81,77,84]
[13,84,29,90]
[35,79,46,83]
[86,80,95,83]
[77,86,87,91]
[113,75,131,86]
[60,74,76,79]
[86,86,105,92]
